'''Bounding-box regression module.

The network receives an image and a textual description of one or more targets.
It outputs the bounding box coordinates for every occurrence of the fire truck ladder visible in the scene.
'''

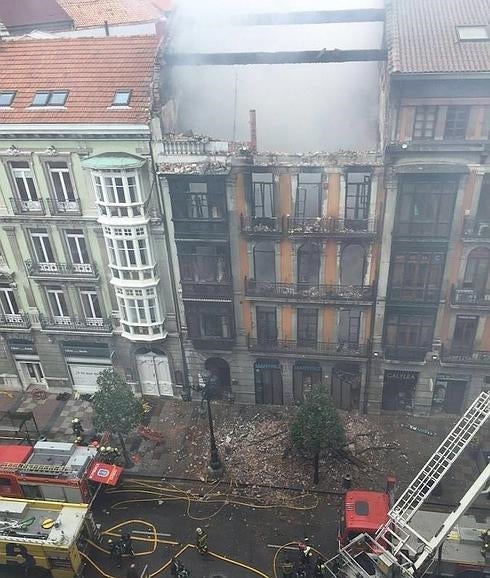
[0,462,75,476]
[328,390,490,578]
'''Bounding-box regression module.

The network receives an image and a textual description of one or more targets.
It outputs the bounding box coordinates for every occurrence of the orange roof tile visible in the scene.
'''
[0,36,160,125]
[388,0,490,74]
[56,0,162,28]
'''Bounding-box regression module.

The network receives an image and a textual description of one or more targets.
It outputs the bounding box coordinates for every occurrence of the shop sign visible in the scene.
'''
[384,370,418,387]
[68,364,110,387]
[62,342,110,358]
[8,339,36,355]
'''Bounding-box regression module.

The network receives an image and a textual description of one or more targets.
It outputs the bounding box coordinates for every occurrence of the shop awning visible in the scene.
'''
[87,462,123,486]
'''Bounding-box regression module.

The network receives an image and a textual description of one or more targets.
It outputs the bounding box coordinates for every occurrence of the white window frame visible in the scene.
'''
[48,161,76,206]
[10,161,39,204]
[31,232,56,270]
[80,288,103,325]
[18,361,45,386]
[92,170,142,206]
[104,226,152,270]
[0,286,19,315]
[66,230,89,264]
[116,286,163,337]
[46,287,70,320]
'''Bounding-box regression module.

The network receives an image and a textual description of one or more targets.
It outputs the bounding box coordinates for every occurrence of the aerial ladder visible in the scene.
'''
[327,389,490,578]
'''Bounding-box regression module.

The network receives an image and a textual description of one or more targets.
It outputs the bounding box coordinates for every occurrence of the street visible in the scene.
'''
[83,476,340,578]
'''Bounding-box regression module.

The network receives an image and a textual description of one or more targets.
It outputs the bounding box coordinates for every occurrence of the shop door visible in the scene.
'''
[17,361,46,390]
[254,361,283,405]
[331,365,360,410]
[444,380,467,414]
[136,353,173,397]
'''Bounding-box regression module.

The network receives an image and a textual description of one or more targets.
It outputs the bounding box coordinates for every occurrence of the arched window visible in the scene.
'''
[464,247,490,294]
[204,357,231,399]
[340,244,366,286]
[297,243,320,285]
[253,242,275,282]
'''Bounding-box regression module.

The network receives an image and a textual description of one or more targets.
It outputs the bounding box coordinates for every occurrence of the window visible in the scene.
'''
[10,161,38,201]
[0,91,15,107]
[340,245,365,286]
[456,26,489,41]
[295,173,322,218]
[169,178,225,220]
[476,175,490,221]
[31,91,68,106]
[297,243,320,285]
[253,242,276,282]
[48,162,75,203]
[66,230,89,264]
[19,362,44,385]
[105,227,152,270]
[93,171,143,217]
[385,313,434,351]
[256,306,277,342]
[112,90,132,106]
[444,106,470,139]
[396,176,458,237]
[339,309,361,344]
[345,172,371,222]
[254,361,283,405]
[464,248,490,294]
[252,173,274,217]
[297,308,318,345]
[179,244,228,283]
[186,303,233,340]
[0,286,19,315]
[31,231,55,263]
[413,106,438,139]
[389,253,444,302]
[452,316,478,354]
[80,289,102,319]
[200,312,231,338]
[46,286,69,318]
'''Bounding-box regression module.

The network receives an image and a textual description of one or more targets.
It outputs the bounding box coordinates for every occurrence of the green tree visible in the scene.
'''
[93,369,144,467]
[291,384,345,484]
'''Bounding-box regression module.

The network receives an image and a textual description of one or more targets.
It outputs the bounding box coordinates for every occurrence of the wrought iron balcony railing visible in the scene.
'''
[0,312,31,329]
[181,281,233,299]
[240,215,282,234]
[40,314,112,333]
[441,345,490,365]
[10,197,45,215]
[245,278,374,302]
[26,260,98,278]
[247,336,369,357]
[383,345,429,362]
[46,198,81,215]
[450,285,490,307]
[287,217,376,236]
[173,218,228,237]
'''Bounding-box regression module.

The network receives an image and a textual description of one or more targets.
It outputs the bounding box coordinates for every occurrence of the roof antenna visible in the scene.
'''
[104,20,109,36]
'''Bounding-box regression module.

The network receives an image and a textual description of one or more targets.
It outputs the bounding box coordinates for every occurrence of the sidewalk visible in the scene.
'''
[0,391,488,509]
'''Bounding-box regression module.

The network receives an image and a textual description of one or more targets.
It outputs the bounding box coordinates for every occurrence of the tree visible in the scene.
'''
[93,369,145,468]
[291,384,345,484]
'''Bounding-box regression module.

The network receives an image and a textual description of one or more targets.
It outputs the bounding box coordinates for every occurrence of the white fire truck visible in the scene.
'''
[327,389,490,578]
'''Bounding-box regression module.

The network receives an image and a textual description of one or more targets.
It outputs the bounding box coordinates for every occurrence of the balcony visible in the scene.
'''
[0,312,31,330]
[40,314,112,334]
[287,217,376,238]
[441,345,490,365]
[173,218,228,238]
[247,336,369,358]
[383,345,429,362]
[46,198,81,215]
[240,215,282,236]
[26,260,98,280]
[191,336,235,350]
[10,197,45,215]
[181,281,233,299]
[245,278,374,303]
[462,217,490,241]
[450,285,490,308]
[388,287,441,304]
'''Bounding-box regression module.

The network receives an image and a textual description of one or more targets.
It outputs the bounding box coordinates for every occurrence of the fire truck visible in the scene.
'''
[329,389,490,578]
[0,440,123,504]
[0,497,97,577]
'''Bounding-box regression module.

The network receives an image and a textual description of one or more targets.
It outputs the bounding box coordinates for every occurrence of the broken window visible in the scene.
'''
[253,242,276,282]
[381,370,418,411]
[345,171,371,222]
[389,252,444,302]
[169,178,225,219]
[396,175,458,237]
[340,244,365,286]
[413,106,438,139]
[297,243,320,285]
[295,172,322,218]
[385,312,434,353]
[452,315,478,354]
[179,244,228,282]
[187,303,233,339]
[463,248,490,294]
[297,308,318,346]
[252,173,274,217]
[444,106,469,139]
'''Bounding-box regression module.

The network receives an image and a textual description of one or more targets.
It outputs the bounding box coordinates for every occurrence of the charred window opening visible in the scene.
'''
[389,252,444,302]
[297,243,320,285]
[187,303,234,339]
[251,173,274,218]
[295,172,322,218]
[413,106,438,140]
[384,312,435,361]
[463,248,490,294]
[382,370,418,411]
[339,310,361,344]
[396,175,458,238]
[254,359,283,405]
[170,178,225,220]
[452,315,478,354]
[253,242,276,282]
[256,306,277,342]
[297,308,318,346]
[345,171,371,223]
[178,244,229,283]
[444,105,470,140]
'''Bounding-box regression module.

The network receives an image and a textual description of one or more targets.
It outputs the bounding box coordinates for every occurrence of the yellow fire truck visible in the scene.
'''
[0,497,96,577]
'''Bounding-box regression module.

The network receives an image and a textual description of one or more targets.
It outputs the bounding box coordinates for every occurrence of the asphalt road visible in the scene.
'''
[83,476,341,578]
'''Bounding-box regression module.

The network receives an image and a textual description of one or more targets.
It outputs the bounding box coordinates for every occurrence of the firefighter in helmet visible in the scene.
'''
[195,527,208,554]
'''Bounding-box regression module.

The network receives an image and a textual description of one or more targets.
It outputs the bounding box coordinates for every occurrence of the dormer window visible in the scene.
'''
[32,91,68,107]
[456,26,489,41]
[112,90,132,107]
[0,91,16,107]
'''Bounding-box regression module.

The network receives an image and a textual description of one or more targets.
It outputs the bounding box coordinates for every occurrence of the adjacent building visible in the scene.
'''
[0,36,183,395]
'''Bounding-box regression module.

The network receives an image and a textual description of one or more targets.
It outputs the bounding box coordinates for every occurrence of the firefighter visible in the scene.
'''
[298,537,313,565]
[296,563,307,578]
[281,555,294,578]
[195,527,208,554]
[108,538,123,568]
[314,556,328,577]
[71,417,84,436]
[481,529,489,558]
[121,531,135,558]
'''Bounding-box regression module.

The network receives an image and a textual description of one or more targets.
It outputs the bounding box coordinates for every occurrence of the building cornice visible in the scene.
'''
[0,124,151,138]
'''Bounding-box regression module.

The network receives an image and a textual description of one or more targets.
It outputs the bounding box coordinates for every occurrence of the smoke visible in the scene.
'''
[168,0,384,153]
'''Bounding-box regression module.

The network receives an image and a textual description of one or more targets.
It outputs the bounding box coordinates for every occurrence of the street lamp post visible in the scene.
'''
[202,371,223,478]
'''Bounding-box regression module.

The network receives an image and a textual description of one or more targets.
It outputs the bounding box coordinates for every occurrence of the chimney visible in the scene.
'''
[249,109,257,153]
[104,20,110,36]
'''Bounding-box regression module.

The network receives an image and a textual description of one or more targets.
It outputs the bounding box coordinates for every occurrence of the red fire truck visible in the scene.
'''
[0,440,122,503]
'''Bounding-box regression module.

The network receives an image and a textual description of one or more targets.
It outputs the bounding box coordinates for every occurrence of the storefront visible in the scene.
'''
[381,369,419,411]
[431,374,469,415]
[8,339,45,391]
[331,362,361,410]
[293,360,322,403]
[254,359,283,405]
[62,342,113,393]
